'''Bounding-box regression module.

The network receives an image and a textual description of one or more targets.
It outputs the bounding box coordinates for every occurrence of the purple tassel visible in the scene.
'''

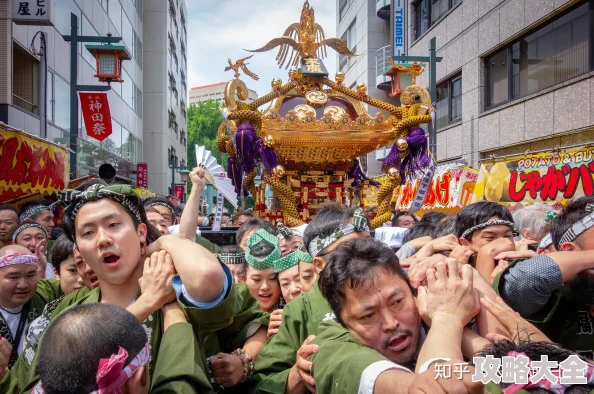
[403,127,430,179]
[348,159,378,187]
[382,142,401,173]
[227,157,245,196]
[235,123,259,173]
[258,141,279,174]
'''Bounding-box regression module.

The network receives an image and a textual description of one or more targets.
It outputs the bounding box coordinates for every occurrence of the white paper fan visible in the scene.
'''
[195,145,238,208]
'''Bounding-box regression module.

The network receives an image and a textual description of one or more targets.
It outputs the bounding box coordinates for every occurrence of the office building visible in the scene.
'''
[189,82,258,105]
[1,0,144,183]
[143,0,188,195]
[353,0,594,171]
[0,0,189,195]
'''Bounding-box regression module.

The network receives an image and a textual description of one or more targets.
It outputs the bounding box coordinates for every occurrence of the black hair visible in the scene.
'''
[455,201,514,239]
[567,269,594,305]
[50,235,75,272]
[62,179,161,245]
[303,202,355,254]
[434,216,457,238]
[220,245,244,254]
[420,212,447,226]
[319,237,409,324]
[142,197,175,222]
[550,196,594,249]
[236,217,277,246]
[391,211,417,227]
[474,337,593,393]
[236,211,254,219]
[19,199,53,219]
[402,222,436,244]
[0,203,19,217]
[38,303,148,394]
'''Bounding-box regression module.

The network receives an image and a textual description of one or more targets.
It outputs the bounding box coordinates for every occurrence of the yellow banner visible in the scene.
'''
[472,146,594,206]
[0,125,70,202]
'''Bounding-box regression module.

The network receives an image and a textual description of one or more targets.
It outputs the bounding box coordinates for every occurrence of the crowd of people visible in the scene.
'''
[0,166,591,393]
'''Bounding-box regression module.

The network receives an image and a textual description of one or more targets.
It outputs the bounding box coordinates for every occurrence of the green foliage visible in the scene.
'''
[187,100,226,169]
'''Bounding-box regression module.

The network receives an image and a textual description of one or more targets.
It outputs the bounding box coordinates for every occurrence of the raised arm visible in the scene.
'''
[179,167,206,241]
[148,235,226,304]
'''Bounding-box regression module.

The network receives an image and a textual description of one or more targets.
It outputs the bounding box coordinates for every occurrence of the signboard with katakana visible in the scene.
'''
[79,93,113,142]
[12,0,53,26]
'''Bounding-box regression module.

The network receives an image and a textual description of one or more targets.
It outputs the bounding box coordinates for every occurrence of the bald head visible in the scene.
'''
[0,244,33,257]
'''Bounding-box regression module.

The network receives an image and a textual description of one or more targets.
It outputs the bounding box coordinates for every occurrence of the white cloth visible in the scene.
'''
[0,305,27,354]
[168,225,201,237]
[44,263,55,279]
[358,360,412,394]
[374,227,409,249]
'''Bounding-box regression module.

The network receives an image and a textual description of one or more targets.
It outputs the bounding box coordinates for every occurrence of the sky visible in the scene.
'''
[185,0,337,99]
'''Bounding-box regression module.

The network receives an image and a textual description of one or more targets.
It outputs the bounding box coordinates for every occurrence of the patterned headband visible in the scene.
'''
[12,222,47,242]
[460,220,515,240]
[308,208,369,258]
[33,342,150,394]
[145,202,175,218]
[557,203,594,249]
[245,229,281,270]
[538,233,553,251]
[19,202,58,223]
[0,253,38,269]
[216,252,245,265]
[276,222,294,239]
[274,245,313,273]
[60,184,142,223]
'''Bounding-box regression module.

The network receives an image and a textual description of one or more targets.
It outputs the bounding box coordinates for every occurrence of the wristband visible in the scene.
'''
[232,348,254,383]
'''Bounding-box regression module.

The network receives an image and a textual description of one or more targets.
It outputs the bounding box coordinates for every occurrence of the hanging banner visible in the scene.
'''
[136,163,147,188]
[0,124,69,202]
[472,146,594,206]
[173,185,185,200]
[79,93,112,142]
[396,164,478,213]
[393,0,406,60]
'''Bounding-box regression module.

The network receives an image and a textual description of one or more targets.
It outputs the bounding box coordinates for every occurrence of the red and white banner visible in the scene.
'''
[79,92,112,142]
[174,185,185,200]
[136,163,147,188]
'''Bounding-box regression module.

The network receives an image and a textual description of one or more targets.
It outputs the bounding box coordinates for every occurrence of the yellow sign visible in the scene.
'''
[472,146,594,206]
[0,125,70,202]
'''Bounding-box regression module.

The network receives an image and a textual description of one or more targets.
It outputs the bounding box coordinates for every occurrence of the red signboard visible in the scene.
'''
[79,92,112,142]
[174,185,185,200]
[136,163,147,188]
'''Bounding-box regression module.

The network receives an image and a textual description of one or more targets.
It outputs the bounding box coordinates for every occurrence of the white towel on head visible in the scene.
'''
[290,224,308,238]
[374,227,409,249]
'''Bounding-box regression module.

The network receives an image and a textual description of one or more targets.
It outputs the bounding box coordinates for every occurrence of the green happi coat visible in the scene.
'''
[493,262,594,359]
[2,273,244,394]
[309,319,410,393]
[195,235,221,254]
[251,280,333,393]
[203,282,270,393]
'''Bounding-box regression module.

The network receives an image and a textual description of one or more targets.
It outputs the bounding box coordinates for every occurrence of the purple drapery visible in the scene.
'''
[381,127,429,181]
[348,159,378,187]
[227,156,244,196]
[235,123,259,173]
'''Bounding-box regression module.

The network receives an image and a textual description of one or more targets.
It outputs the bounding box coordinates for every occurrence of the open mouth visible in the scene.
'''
[259,294,273,302]
[101,252,121,267]
[388,335,410,352]
[89,274,99,288]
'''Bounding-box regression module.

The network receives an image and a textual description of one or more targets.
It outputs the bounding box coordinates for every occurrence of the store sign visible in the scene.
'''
[0,126,69,202]
[396,165,478,212]
[472,146,594,206]
[174,185,185,200]
[394,0,406,59]
[136,163,147,188]
[79,93,112,142]
[12,0,53,25]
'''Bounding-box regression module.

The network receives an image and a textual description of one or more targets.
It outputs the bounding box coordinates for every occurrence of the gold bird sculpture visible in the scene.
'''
[225,55,260,81]
[246,0,356,69]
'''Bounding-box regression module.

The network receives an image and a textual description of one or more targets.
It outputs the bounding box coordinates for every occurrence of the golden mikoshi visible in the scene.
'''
[217,0,435,229]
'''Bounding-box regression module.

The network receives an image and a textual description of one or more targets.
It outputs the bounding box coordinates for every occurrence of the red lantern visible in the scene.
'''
[85,44,131,83]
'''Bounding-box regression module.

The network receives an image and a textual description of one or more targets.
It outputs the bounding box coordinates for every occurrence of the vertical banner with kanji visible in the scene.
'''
[174,185,185,200]
[212,192,224,232]
[79,93,112,142]
[136,163,147,188]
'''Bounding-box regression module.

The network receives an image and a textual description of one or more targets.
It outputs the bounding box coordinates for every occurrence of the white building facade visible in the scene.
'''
[189,82,258,105]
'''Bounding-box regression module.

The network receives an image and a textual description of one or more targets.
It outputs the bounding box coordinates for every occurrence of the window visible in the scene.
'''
[108,0,122,33]
[133,85,143,117]
[55,0,81,36]
[12,42,39,115]
[340,19,356,70]
[122,13,133,53]
[339,0,352,21]
[486,1,591,108]
[54,75,70,131]
[414,0,460,39]
[82,16,98,70]
[47,71,53,122]
[435,73,462,129]
[122,69,133,109]
[133,31,143,69]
